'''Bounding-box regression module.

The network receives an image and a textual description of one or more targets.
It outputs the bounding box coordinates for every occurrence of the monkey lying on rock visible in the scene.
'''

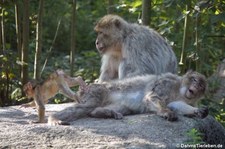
[48,71,208,125]
[22,70,87,123]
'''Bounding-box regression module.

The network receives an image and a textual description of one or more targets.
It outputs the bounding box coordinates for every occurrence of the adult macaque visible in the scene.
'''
[94,15,177,82]
[48,71,208,125]
[22,70,87,123]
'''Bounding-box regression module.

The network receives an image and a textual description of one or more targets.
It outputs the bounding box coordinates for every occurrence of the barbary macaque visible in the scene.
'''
[22,69,87,123]
[94,14,177,82]
[48,71,208,125]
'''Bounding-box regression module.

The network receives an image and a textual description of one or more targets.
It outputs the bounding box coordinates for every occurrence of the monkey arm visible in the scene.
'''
[118,58,134,79]
[167,101,198,115]
[167,101,208,118]
[149,74,181,103]
[98,55,119,82]
[143,92,178,121]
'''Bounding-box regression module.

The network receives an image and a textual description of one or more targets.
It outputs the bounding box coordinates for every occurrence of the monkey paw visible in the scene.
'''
[113,112,123,120]
[195,107,208,119]
[48,120,70,126]
[163,111,178,121]
[48,116,70,126]
[29,120,46,124]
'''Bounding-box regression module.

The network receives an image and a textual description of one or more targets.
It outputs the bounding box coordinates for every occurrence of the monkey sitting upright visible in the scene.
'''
[94,15,177,82]
[48,71,208,125]
[22,69,87,123]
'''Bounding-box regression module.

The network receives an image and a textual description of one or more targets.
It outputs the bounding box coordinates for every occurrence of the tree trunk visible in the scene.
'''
[70,0,76,76]
[1,7,6,52]
[141,0,151,25]
[34,0,44,80]
[107,0,114,14]
[21,0,29,87]
[15,1,22,57]
[41,19,61,76]
[0,7,2,53]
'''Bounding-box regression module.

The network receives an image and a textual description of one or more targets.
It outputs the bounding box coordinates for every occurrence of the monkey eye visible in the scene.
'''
[190,77,197,82]
[199,83,205,90]
[98,31,103,35]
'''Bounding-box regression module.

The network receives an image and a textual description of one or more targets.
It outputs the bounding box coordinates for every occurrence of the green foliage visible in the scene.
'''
[202,98,225,127]
[201,75,225,127]
[186,128,205,145]
[1,0,225,130]
[75,50,100,83]
[0,50,21,106]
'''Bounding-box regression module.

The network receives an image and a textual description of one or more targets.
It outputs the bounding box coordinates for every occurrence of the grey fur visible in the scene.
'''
[48,71,207,125]
[95,15,177,82]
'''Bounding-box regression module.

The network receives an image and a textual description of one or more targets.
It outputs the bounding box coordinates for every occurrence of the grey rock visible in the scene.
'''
[0,103,224,149]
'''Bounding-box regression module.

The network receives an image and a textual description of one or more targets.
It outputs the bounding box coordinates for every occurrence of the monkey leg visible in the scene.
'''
[90,106,123,119]
[67,76,87,90]
[58,82,80,103]
[144,93,178,121]
[167,101,208,119]
[55,72,84,103]
[20,101,36,108]
[33,99,46,123]
[56,70,86,89]
[48,104,97,126]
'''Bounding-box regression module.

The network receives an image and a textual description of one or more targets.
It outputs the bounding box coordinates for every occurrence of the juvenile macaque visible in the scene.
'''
[94,15,177,82]
[22,69,87,123]
[48,71,208,125]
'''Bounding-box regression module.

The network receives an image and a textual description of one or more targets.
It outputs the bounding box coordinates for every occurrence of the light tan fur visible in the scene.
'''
[22,69,87,123]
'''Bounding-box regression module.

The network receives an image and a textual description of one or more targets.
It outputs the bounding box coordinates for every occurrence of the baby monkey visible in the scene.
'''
[22,69,87,123]
[48,71,208,125]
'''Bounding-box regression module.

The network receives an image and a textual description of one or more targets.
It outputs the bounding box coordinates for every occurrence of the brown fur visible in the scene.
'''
[22,70,87,123]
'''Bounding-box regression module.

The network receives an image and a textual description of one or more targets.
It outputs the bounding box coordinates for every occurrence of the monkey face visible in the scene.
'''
[182,71,207,100]
[94,15,125,54]
[23,87,34,98]
[185,80,203,99]
[95,29,122,55]
[23,82,36,98]
[95,34,107,53]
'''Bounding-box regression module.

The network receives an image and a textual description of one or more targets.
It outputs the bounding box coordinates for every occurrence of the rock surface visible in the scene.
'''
[0,103,225,149]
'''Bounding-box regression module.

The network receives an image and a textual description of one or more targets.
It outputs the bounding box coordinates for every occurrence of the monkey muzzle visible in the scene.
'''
[95,40,105,53]
[186,86,197,99]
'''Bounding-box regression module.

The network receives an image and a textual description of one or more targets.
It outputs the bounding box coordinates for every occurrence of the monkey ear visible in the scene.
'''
[114,19,121,29]
[185,69,193,75]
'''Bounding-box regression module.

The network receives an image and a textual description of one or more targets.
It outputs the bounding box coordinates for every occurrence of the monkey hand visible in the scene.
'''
[195,107,208,119]
[161,110,178,121]
[79,85,89,93]
[113,111,123,119]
